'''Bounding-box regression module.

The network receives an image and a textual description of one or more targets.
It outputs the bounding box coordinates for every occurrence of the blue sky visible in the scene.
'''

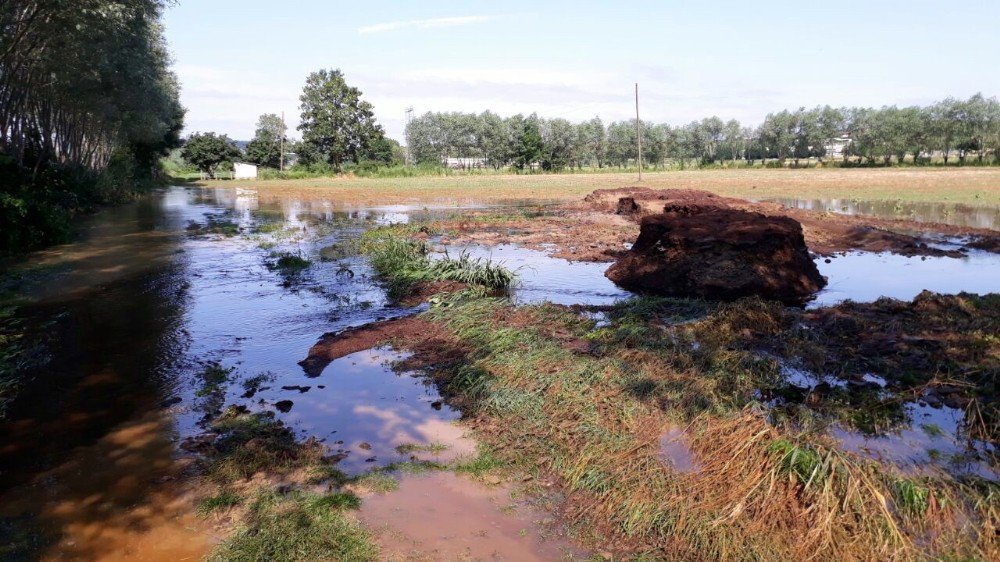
[164,0,1000,141]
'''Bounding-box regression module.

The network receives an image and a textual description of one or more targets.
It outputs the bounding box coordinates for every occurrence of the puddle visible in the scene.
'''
[358,471,588,561]
[263,346,475,474]
[811,250,1000,307]
[441,243,631,306]
[833,402,997,480]
[764,197,1000,230]
[658,426,701,473]
[768,365,997,480]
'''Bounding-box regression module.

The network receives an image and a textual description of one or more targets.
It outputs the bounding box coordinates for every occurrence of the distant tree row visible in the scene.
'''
[1,0,184,254]
[405,94,1000,170]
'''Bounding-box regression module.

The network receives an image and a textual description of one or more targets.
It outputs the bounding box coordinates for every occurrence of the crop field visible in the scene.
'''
[198,168,1000,207]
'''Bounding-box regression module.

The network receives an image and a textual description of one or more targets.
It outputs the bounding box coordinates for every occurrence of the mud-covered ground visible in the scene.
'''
[427,187,1000,263]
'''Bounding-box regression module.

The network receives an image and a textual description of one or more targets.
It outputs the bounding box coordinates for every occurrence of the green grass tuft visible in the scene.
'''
[207,491,377,562]
[197,489,243,516]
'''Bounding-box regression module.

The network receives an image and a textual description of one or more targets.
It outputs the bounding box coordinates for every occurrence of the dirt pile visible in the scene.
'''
[606,205,827,304]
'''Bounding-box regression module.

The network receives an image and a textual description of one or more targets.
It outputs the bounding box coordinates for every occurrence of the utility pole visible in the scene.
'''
[404,106,414,166]
[635,83,642,182]
[279,111,285,172]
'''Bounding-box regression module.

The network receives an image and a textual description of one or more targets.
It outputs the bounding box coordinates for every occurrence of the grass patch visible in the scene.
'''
[197,489,243,515]
[395,442,449,455]
[266,251,311,273]
[207,491,376,562]
[206,410,322,483]
[455,448,506,477]
[0,303,52,419]
[351,471,398,493]
[187,215,240,236]
[403,295,1000,560]
[195,362,236,397]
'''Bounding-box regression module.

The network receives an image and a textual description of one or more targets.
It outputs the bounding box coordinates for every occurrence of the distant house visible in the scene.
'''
[442,156,487,169]
[824,134,851,159]
[233,162,258,179]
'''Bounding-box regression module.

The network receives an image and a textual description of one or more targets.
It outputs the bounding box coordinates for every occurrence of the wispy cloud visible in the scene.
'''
[358,15,496,35]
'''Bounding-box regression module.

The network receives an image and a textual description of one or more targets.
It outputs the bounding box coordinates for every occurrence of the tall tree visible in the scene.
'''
[297,69,385,170]
[182,132,240,178]
[512,114,543,170]
[244,113,286,169]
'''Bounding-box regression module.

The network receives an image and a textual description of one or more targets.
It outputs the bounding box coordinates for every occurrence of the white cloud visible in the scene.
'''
[358,15,496,35]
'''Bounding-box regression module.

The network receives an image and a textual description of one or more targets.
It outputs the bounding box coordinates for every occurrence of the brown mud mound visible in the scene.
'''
[606,206,826,304]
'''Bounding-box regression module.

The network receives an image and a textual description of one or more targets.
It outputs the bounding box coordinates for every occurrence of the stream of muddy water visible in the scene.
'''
[1,186,997,560]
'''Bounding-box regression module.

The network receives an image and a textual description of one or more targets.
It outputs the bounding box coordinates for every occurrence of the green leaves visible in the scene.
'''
[181,132,241,177]
[297,69,386,170]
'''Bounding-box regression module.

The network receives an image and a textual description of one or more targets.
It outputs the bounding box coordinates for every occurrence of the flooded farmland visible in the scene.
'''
[1,185,998,561]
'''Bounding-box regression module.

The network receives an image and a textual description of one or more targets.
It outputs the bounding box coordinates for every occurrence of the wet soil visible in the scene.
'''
[605,206,826,303]
[300,315,443,378]
[436,187,999,262]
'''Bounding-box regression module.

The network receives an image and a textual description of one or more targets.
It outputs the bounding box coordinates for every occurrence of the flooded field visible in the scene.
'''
[764,197,1000,229]
[1,185,997,560]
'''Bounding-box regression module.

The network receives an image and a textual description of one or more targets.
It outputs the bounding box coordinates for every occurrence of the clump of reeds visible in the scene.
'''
[359,226,515,297]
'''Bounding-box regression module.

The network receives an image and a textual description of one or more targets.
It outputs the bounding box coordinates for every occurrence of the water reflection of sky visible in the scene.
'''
[833,402,998,480]
[811,250,1000,307]
[267,347,473,475]
[444,243,631,306]
[763,197,1000,230]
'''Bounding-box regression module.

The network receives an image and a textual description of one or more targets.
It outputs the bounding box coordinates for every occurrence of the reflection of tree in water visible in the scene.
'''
[0,199,192,558]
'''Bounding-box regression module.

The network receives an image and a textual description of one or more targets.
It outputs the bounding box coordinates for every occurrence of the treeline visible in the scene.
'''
[0,1,184,254]
[405,94,1000,170]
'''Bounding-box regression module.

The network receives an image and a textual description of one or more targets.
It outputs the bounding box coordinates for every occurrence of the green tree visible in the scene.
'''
[575,117,606,168]
[512,114,543,170]
[297,69,385,170]
[244,114,286,169]
[539,118,575,171]
[182,133,240,178]
[362,136,404,165]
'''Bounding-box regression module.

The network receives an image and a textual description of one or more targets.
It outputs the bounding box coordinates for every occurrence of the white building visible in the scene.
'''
[442,156,487,169]
[233,162,258,179]
[824,134,851,159]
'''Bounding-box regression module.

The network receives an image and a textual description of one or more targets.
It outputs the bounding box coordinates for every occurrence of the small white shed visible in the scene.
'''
[233,162,258,180]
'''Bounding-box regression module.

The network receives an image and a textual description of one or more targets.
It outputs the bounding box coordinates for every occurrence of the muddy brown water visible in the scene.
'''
[359,472,587,561]
[1,186,998,559]
[0,187,583,560]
